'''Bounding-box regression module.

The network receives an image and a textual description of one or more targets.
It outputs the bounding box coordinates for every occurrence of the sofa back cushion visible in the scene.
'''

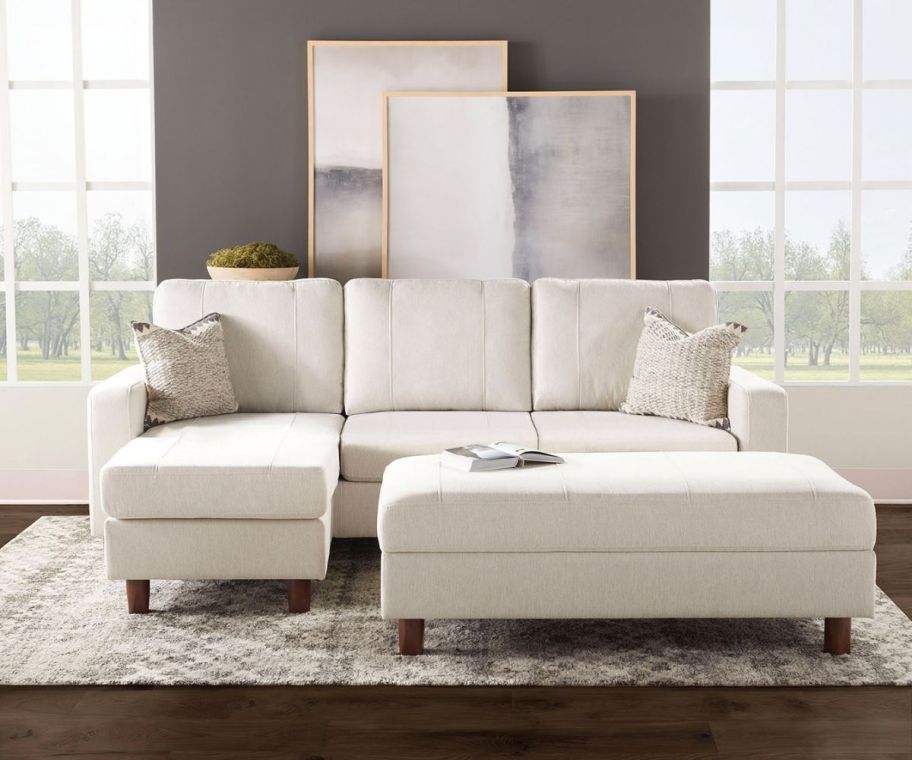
[153,279,343,413]
[344,279,531,414]
[532,279,718,410]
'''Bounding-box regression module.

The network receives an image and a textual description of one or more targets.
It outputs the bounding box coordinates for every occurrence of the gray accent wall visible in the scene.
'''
[153,0,710,281]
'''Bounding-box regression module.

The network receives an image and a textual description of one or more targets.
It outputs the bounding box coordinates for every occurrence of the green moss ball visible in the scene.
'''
[207,242,299,269]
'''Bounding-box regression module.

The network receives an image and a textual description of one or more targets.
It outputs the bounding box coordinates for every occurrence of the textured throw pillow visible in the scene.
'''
[132,313,238,430]
[620,307,746,430]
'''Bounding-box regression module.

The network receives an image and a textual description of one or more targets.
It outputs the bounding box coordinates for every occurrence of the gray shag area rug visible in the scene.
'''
[1,517,911,687]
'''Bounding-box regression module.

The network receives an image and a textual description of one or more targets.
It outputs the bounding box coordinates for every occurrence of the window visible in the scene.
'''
[0,0,154,383]
[711,0,912,383]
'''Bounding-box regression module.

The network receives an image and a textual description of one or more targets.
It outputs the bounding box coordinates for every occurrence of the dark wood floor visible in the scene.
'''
[1,505,910,759]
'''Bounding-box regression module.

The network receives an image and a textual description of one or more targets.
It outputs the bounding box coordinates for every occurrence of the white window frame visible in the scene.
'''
[0,0,156,385]
[712,0,912,385]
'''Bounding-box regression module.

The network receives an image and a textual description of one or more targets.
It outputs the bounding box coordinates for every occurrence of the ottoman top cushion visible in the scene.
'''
[377,452,875,554]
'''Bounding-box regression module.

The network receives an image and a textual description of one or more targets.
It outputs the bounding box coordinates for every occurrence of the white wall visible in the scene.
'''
[786,386,912,503]
[0,385,910,504]
[0,386,90,503]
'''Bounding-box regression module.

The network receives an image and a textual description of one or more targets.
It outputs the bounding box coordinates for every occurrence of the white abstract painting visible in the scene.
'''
[308,41,507,281]
[384,92,635,280]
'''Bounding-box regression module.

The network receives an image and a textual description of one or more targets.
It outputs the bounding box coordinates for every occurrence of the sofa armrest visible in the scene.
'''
[87,365,147,536]
[727,365,788,452]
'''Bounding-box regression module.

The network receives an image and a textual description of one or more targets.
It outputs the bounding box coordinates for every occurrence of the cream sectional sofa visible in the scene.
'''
[88,277,787,612]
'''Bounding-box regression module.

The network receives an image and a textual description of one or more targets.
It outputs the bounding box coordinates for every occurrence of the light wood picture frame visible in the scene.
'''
[307,40,508,281]
[382,90,636,280]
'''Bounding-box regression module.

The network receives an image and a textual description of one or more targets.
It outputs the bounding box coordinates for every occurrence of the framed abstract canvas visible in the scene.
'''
[382,91,636,280]
[307,41,508,281]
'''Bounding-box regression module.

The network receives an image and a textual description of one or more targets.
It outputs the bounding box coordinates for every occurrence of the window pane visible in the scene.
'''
[711,0,776,81]
[861,292,912,381]
[84,90,152,182]
[784,290,849,381]
[88,192,155,281]
[785,91,852,181]
[15,292,81,380]
[0,293,6,380]
[90,291,150,380]
[9,90,76,182]
[81,0,150,80]
[864,0,912,80]
[861,190,912,280]
[863,91,912,181]
[13,192,78,281]
[6,0,72,80]
[711,91,776,181]
[718,290,775,379]
[786,0,852,81]
[710,192,774,280]
[784,191,851,279]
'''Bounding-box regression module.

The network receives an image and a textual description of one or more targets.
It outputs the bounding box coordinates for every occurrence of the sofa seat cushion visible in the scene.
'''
[532,411,737,452]
[341,411,538,482]
[102,413,343,520]
[378,452,876,553]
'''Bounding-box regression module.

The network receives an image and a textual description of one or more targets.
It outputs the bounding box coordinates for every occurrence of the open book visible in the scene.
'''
[441,442,565,472]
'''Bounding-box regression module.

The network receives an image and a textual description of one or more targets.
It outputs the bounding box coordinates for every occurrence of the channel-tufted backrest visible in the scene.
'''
[153,279,344,413]
[344,279,532,414]
[532,278,718,410]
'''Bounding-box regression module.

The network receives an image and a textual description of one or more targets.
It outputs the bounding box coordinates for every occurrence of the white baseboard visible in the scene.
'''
[0,470,89,505]
[836,468,912,505]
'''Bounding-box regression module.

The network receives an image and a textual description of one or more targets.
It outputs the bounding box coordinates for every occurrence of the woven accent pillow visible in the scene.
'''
[131,313,238,430]
[620,307,746,430]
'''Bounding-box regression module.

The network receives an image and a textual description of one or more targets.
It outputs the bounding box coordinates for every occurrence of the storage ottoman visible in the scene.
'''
[377,452,876,655]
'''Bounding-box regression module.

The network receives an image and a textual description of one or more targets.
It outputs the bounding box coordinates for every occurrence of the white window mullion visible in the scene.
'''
[848,0,863,383]
[859,280,912,291]
[71,0,92,383]
[83,80,149,90]
[0,0,16,382]
[710,181,776,192]
[8,80,72,90]
[773,0,786,384]
[711,81,776,91]
[17,281,80,291]
[863,80,912,90]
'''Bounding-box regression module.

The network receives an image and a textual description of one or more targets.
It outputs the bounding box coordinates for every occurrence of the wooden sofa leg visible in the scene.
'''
[288,580,311,613]
[824,617,851,655]
[398,619,425,656]
[126,580,150,614]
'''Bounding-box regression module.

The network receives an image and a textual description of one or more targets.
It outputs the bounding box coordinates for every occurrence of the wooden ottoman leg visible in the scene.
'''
[126,580,150,614]
[824,617,851,655]
[398,619,425,656]
[288,580,311,613]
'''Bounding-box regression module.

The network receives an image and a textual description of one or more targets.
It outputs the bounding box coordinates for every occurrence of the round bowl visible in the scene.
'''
[207,266,300,281]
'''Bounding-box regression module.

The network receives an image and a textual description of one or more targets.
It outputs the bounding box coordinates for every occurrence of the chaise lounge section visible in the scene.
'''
[91,279,345,612]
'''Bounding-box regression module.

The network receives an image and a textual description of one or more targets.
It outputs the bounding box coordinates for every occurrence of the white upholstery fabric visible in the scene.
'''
[153,279,344,414]
[87,365,147,536]
[727,365,789,451]
[105,513,332,580]
[381,550,876,619]
[344,279,532,414]
[378,452,876,553]
[531,411,737,452]
[341,411,539,482]
[532,279,718,410]
[333,480,382,538]
[102,413,343,520]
